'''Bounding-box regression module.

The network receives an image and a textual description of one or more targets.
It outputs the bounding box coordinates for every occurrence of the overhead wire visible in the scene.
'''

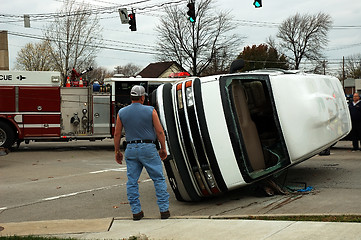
[4,25,360,64]
[1,15,157,50]
[0,0,184,23]
[2,2,361,31]
[7,31,158,55]
[326,42,361,51]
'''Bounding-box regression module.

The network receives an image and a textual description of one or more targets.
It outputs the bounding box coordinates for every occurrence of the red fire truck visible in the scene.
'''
[0,71,174,149]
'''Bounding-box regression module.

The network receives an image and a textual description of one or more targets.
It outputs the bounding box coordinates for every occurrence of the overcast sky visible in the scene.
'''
[1,0,361,74]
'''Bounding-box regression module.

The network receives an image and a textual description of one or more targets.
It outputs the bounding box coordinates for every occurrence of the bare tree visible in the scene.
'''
[114,63,141,77]
[15,41,56,71]
[274,12,332,70]
[344,54,361,79]
[155,0,243,76]
[310,60,325,75]
[85,66,113,83]
[44,0,102,83]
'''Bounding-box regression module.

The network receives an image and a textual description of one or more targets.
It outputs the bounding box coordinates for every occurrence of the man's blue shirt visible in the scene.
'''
[118,103,156,141]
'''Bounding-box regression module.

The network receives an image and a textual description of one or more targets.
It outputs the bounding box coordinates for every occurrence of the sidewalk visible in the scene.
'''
[1,216,361,240]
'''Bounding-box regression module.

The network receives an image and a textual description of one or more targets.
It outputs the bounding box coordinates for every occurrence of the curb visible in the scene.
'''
[0,218,113,236]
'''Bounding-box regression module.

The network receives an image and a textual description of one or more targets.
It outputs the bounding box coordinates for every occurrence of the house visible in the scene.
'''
[343,78,355,95]
[138,61,189,78]
[343,78,361,95]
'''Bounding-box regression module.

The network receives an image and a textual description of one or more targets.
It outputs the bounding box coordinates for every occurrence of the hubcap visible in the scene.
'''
[0,128,6,145]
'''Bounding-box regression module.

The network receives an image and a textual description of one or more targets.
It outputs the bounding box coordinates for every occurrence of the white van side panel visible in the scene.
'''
[200,80,246,189]
[270,74,351,162]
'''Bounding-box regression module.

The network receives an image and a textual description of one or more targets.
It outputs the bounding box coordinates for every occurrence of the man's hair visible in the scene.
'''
[131,96,142,101]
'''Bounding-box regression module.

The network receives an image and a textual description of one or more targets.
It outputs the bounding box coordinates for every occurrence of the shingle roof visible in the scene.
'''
[138,61,185,78]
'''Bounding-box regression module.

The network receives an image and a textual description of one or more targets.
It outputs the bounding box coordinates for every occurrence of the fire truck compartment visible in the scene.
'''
[60,88,111,137]
[0,86,16,111]
[60,88,90,136]
[19,87,61,112]
[92,93,111,135]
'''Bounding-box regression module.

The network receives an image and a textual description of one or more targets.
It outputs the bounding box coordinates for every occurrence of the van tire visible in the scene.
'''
[0,122,16,148]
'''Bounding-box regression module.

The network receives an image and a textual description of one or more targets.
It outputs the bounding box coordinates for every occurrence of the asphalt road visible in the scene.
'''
[1,140,360,223]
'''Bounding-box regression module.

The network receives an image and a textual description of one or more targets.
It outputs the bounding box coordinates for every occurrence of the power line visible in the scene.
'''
[326,42,361,51]
[233,19,361,29]
[233,19,279,28]
[3,0,152,18]
[54,0,119,7]
[8,31,157,55]
[0,0,185,22]
[2,4,361,31]
[332,26,361,29]
[9,28,360,63]
[2,19,157,49]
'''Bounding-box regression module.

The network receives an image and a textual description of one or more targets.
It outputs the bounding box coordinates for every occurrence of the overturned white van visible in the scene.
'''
[153,62,351,201]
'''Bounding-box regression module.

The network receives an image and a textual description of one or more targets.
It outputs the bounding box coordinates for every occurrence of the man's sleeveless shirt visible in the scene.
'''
[118,103,156,141]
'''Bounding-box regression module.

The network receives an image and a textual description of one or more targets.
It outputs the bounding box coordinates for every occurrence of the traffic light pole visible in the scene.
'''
[191,20,197,76]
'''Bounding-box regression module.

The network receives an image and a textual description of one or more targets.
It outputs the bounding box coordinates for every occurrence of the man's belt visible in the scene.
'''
[126,140,156,144]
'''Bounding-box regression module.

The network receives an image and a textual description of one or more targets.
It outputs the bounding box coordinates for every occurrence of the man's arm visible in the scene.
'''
[152,109,167,160]
[114,115,123,164]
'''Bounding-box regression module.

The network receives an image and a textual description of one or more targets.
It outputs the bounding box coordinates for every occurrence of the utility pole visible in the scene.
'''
[322,60,327,75]
[0,31,9,70]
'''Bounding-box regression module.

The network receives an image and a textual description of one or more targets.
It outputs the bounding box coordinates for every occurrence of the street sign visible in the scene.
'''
[24,14,30,28]
[118,8,128,24]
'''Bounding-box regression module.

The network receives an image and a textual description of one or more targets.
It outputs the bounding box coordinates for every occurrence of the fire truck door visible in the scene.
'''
[22,114,61,137]
[19,87,61,137]
[0,86,16,111]
[92,93,111,136]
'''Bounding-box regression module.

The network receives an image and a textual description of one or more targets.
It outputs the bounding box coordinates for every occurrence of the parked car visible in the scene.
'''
[152,60,351,201]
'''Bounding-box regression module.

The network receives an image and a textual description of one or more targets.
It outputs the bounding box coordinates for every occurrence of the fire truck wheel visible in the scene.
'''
[0,122,16,149]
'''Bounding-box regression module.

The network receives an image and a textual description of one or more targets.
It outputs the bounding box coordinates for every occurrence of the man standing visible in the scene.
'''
[348,92,361,151]
[114,85,170,220]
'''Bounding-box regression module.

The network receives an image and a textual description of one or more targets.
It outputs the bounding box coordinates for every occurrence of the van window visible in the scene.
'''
[221,75,290,179]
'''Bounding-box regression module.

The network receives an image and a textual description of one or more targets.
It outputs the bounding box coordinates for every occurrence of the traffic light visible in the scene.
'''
[187,2,196,23]
[253,0,262,8]
[128,12,136,31]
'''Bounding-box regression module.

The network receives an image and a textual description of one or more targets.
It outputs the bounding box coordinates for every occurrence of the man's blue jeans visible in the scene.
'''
[124,143,169,214]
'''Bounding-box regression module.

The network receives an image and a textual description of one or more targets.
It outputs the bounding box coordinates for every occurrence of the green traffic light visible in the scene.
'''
[187,2,196,23]
[254,0,262,8]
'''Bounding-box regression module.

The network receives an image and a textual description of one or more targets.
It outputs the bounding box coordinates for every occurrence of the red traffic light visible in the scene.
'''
[128,13,136,31]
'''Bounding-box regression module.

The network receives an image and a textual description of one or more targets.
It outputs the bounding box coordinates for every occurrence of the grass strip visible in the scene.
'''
[239,215,361,223]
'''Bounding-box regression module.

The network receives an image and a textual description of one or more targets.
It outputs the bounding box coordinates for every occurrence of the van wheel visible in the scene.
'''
[0,122,16,148]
